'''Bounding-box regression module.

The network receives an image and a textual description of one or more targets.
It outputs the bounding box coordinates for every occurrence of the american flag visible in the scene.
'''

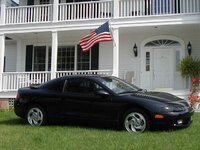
[79,21,113,52]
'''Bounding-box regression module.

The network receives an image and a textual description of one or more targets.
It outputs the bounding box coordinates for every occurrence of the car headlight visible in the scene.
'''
[160,105,186,113]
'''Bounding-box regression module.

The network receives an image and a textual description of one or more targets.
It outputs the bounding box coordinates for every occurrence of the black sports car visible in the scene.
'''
[14,75,194,132]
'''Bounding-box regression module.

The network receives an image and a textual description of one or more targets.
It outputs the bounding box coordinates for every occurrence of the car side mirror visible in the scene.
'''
[95,90,110,98]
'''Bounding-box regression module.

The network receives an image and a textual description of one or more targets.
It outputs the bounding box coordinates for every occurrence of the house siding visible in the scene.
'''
[5,43,17,72]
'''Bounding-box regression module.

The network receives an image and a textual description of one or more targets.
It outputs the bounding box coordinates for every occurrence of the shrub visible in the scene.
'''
[179,56,200,78]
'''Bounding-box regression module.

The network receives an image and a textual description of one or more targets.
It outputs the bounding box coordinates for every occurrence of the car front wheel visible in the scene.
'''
[122,109,150,132]
[26,105,46,126]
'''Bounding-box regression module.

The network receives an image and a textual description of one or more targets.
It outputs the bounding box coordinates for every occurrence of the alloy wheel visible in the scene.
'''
[27,107,44,126]
[124,112,147,132]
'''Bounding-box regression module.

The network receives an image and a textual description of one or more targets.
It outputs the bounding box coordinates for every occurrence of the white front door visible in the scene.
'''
[152,48,174,89]
[141,37,185,90]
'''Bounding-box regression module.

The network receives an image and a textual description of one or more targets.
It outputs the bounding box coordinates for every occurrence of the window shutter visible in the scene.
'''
[25,45,33,71]
[91,43,99,70]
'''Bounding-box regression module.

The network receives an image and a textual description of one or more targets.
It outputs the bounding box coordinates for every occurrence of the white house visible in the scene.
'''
[0,0,200,100]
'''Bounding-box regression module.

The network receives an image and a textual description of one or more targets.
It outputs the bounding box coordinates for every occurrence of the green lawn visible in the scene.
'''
[0,111,200,150]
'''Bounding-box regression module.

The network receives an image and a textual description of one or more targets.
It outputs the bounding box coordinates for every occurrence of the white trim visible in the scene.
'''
[74,45,77,71]
[0,34,5,74]
[0,34,5,91]
[51,30,58,79]
[112,27,119,77]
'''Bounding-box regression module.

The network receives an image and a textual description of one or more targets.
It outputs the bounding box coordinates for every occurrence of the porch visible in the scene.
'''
[0,0,199,25]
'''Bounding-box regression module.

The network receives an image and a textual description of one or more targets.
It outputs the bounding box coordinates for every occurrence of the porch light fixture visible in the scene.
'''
[187,41,192,55]
[133,44,138,57]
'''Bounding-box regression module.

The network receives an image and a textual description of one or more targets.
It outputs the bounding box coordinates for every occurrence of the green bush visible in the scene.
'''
[179,56,200,78]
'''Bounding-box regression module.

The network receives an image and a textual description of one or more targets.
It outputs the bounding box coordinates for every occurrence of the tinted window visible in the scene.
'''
[65,78,102,94]
[40,79,65,92]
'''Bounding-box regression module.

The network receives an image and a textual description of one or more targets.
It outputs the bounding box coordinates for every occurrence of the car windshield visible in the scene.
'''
[100,76,141,94]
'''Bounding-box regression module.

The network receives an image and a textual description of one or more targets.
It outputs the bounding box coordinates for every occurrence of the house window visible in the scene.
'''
[31,44,96,72]
[33,46,46,71]
[57,46,75,71]
[145,39,181,47]
[146,52,150,71]
[77,45,90,70]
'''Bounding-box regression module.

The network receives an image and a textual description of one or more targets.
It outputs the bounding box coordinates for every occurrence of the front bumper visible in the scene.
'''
[152,108,194,128]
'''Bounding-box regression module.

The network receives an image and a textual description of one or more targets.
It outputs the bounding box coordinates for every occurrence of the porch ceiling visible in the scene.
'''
[5,24,200,41]
[119,24,200,35]
[6,30,90,41]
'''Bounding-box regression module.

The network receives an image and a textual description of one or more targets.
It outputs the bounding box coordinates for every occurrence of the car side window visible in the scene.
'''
[46,79,65,92]
[64,78,103,95]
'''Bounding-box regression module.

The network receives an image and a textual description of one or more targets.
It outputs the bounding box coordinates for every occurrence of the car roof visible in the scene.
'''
[59,74,110,80]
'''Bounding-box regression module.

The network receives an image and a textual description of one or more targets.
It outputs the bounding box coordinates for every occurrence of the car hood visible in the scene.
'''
[131,91,184,103]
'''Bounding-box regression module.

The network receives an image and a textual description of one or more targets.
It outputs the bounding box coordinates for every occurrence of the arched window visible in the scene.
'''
[145,39,181,47]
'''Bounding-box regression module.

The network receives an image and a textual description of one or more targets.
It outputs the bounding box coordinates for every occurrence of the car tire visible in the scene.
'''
[121,108,150,132]
[26,105,47,126]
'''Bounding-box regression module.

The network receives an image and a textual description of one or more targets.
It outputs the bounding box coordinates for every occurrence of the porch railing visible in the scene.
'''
[1,72,51,91]
[119,0,200,17]
[2,0,199,25]
[5,4,53,24]
[58,1,113,21]
[0,70,112,91]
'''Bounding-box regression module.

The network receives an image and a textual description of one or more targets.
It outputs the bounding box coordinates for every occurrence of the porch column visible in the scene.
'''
[51,30,58,79]
[53,0,59,22]
[113,0,119,18]
[0,34,5,91]
[0,0,6,25]
[112,28,119,77]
